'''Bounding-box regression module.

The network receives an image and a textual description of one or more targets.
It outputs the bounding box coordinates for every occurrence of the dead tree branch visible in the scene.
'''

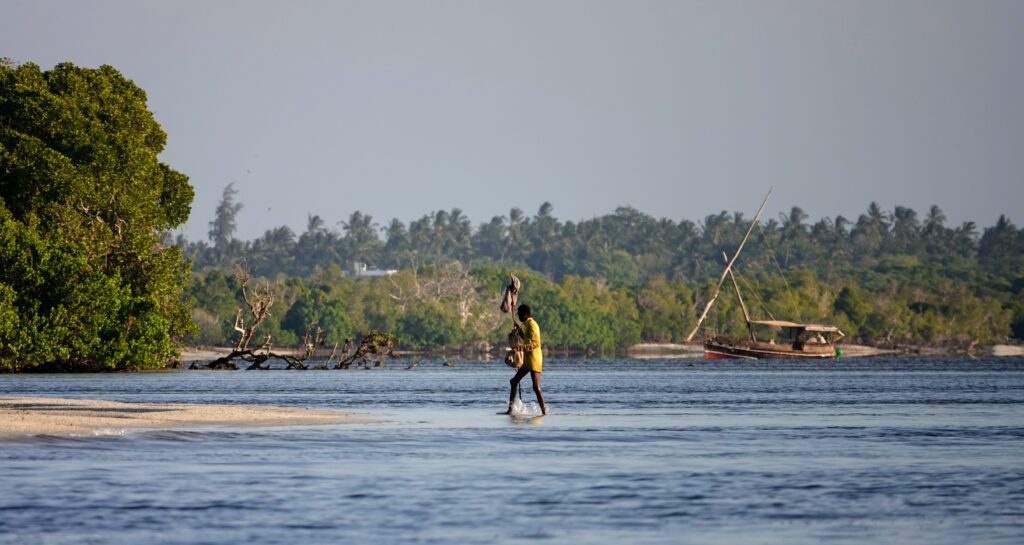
[334,331,397,369]
[193,265,398,371]
[233,265,275,351]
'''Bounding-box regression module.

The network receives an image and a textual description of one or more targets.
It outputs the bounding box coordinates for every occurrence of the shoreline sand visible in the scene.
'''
[0,397,366,436]
[179,342,1023,365]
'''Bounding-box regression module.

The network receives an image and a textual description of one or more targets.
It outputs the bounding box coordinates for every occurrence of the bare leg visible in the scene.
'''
[503,367,530,414]
[531,371,547,415]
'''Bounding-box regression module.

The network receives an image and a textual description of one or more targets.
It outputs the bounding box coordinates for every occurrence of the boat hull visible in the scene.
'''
[704,338,837,360]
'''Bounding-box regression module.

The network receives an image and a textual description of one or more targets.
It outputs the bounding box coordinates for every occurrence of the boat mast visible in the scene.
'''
[685,187,773,343]
[723,252,757,342]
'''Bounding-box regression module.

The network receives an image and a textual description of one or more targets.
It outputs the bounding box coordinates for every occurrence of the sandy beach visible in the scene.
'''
[0,397,364,436]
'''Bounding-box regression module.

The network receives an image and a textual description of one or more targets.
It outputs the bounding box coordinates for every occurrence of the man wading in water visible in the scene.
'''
[503,304,548,416]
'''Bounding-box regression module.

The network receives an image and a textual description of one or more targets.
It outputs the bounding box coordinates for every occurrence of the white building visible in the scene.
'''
[352,262,398,277]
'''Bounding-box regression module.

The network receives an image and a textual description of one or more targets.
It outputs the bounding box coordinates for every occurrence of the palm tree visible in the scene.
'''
[924,205,946,231]
[851,202,890,260]
[777,206,810,267]
[922,205,948,255]
[669,219,702,280]
[472,216,506,261]
[250,226,296,276]
[831,215,852,262]
[382,218,410,267]
[951,221,979,258]
[340,211,381,266]
[295,214,340,274]
[890,205,921,254]
[407,214,434,267]
[504,207,529,262]
[979,215,1018,265]
[527,202,561,276]
[306,213,325,234]
[701,211,731,247]
[445,208,472,261]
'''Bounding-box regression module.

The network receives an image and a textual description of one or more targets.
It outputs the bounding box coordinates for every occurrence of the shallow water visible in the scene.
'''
[2,357,1023,545]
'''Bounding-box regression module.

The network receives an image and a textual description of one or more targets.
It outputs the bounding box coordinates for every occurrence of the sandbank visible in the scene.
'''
[990,344,1024,357]
[179,348,229,362]
[0,396,364,436]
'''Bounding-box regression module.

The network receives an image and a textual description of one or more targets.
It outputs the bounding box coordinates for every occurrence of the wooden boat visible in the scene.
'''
[686,189,845,360]
[703,320,844,359]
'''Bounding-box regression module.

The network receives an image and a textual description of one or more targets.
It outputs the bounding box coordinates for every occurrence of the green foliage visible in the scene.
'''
[0,62,194,371]
[257,309,299,348]
[834,286,871,337]
[1009,295,1024,340]
[184,270,239,345]
[397,300,464,349]
[282,290,353,344]
[637,276,693,342]
[175,161,1023,349]
[184,202,1024,348]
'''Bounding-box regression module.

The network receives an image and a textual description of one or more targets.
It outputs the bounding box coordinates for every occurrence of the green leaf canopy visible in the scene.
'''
[0,61,194,371]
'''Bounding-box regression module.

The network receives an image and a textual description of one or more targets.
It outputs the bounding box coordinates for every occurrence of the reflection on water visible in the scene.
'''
[1,357,1023,545]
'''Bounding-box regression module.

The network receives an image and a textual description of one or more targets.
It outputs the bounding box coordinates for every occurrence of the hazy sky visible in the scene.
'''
[3,0,1022,241]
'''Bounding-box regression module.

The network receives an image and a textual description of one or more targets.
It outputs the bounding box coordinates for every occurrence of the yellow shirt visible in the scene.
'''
[519,317,543,373]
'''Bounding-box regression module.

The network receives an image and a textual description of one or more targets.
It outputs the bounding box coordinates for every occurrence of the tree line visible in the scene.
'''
[177,184,1024,351]
[3,60,1021,371]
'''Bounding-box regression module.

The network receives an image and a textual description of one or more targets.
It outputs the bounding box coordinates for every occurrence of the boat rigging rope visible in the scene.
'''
[754,222,796,304]
[734,265,776,321]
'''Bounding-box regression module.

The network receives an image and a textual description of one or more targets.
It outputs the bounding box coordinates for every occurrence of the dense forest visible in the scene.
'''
[175,184,1024,352]
[0,61,194,371]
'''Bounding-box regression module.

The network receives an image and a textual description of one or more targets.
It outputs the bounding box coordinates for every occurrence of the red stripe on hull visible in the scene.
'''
[704,350,737,360]
[703,339,834,360]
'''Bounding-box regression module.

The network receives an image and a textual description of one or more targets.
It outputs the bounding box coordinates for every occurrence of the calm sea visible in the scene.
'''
[2,357,1023,545]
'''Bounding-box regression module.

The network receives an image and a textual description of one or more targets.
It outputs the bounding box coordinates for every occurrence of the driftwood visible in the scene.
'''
[203,327,334,371]
[200,266,281,370]
[197,328,397,371]
[333,331,397,369]
[194,265,398,371]
[200,328,397,371]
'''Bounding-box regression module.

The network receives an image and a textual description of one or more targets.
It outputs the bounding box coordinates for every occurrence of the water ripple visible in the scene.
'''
[1,358,1023,545]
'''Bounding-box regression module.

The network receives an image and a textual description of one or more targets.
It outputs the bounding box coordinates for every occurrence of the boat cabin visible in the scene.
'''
[747,320,844,347]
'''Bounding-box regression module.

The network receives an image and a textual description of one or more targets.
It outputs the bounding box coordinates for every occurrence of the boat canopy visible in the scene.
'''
[748,320,843,333]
